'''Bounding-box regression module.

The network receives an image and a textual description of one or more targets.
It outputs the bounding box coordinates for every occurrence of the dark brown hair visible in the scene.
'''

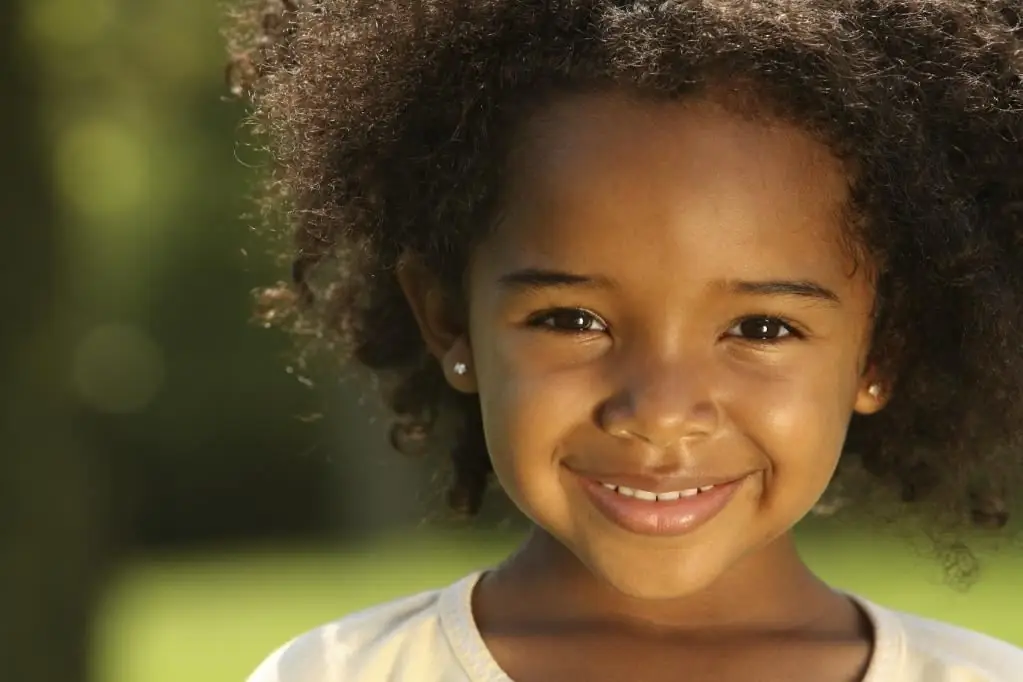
[225,0,1023,530]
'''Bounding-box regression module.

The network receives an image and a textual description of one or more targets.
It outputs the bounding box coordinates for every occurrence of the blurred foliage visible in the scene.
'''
[20,0,343,549]
[3,1,107,679]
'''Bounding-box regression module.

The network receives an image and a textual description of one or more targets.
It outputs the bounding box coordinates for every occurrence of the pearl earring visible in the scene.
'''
[868,383,881,399]
[453,361,468,376]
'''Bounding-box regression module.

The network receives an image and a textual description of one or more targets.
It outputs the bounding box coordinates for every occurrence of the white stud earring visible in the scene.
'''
[453,361,468,376]
[868,383,881,399]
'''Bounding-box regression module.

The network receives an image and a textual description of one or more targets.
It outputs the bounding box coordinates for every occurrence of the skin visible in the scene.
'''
[399,91,888,681]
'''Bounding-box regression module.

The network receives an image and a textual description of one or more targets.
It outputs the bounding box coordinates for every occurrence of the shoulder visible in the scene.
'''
[860,597,1023,681]
[898,610,1023,679]
[245,574,478,682]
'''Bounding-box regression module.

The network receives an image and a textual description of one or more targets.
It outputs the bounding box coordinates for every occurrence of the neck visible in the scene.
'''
[478,525,857,635]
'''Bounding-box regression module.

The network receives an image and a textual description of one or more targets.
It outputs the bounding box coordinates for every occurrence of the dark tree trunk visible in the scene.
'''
[0,1,110,680]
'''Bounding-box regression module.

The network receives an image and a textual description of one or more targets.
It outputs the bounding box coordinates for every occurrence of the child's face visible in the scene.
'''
[433,92,882,599]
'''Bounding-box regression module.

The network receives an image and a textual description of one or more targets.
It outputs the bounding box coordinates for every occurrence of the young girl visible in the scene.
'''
[227,1,1023,680]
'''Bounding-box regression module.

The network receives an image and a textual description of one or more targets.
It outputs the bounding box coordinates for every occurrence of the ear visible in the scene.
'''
[853,366,888,415]
[395,255,478,394]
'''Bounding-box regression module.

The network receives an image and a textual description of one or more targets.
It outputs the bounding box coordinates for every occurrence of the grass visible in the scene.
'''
[93,524,1023,682]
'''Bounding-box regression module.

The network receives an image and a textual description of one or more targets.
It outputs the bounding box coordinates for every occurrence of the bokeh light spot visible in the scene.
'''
[57,118,150,222]
[74,324,165,414]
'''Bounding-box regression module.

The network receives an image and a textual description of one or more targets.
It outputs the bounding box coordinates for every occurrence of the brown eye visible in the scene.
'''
[528,308,607,333]
[728,316,796,341]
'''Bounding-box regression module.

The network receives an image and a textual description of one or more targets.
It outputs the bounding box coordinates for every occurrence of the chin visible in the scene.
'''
[584,548,729,601]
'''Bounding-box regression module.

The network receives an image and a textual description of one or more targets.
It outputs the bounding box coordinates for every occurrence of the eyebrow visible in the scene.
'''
[729,279,841,304]
[497,268,614,291]
[497,268,841,304]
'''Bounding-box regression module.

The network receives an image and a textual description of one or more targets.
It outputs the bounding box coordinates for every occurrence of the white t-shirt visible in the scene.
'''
[247,572,1023,681]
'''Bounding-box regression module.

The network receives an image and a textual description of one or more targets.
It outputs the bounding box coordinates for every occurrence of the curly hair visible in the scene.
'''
[225,0,1023,529]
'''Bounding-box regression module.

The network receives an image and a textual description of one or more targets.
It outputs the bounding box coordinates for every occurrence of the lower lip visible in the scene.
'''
[576,475,746,537]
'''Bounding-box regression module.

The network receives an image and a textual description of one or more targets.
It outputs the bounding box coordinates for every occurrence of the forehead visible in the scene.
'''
[482,92,861,292]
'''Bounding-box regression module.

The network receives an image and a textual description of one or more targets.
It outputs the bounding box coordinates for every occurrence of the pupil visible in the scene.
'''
[562,312,587,329]
[742,318,778,339]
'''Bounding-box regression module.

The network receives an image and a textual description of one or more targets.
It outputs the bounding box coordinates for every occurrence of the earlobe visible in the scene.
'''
[853,377,888,415]
[441,341,478,394]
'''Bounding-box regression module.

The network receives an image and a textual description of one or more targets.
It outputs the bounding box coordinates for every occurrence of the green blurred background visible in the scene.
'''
[2,1,1020,681]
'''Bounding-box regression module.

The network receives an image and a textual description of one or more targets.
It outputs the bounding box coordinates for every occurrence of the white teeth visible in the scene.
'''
[600,483,715,501]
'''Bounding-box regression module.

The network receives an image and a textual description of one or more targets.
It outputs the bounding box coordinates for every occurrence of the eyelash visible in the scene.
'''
[525,308,804,343]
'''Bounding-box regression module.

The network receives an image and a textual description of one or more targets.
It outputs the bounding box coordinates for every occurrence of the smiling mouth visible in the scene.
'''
[569,469,752,537]
[597,482,718,502]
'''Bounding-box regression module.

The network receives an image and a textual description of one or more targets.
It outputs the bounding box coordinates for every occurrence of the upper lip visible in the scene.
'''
[565,467,754,493]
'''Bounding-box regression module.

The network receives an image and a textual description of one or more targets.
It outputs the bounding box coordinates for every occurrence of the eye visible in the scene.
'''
[726,316,800,342]
[527,308,608,334]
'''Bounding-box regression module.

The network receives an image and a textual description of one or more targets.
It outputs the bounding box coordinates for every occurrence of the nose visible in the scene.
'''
[597,357,719,448]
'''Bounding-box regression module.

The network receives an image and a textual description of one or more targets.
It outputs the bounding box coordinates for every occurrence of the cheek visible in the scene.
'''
[725,353,860,492]
[473,338,599,506]
[477,360,594,460]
